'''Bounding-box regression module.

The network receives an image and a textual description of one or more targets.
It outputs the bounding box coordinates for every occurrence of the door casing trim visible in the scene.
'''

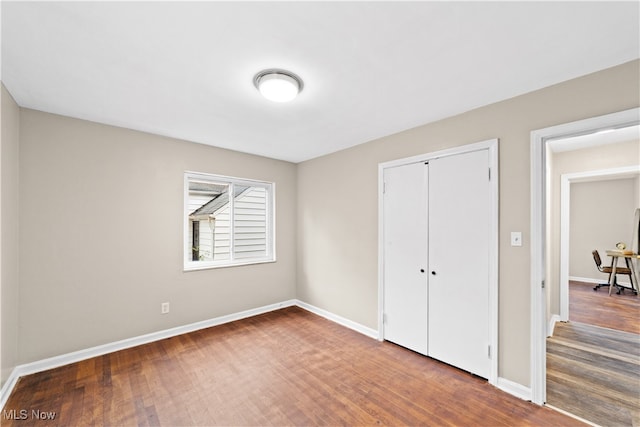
[529,107,640,405]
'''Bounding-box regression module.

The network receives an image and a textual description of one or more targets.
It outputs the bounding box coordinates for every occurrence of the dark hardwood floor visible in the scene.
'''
[569,280,640,334]
[4,307,582,426]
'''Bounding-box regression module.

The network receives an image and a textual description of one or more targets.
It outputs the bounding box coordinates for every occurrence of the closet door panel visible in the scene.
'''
[428,149,490,378]
[382,162,428,355]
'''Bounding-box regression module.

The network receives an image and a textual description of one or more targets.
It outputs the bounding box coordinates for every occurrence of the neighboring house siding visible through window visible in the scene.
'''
[234,186,268,259]
[184,172,275,270]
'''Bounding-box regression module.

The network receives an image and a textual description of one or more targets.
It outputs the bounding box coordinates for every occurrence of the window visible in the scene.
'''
[184,172,275,270]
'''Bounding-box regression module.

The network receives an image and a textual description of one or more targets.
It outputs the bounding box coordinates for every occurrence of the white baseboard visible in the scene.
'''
[496,377,532,401]
[294,300,379,339]
[0,369,22,412]
[570,276,601,284]
[1,299,378,409]
[548,314,562,337]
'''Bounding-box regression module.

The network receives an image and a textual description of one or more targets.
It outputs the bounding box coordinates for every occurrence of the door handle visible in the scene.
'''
[420,269,425,273]
[431,271,437,275]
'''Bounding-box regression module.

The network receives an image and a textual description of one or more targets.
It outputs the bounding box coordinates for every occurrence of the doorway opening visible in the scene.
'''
[557,166,639,321]
[530,108,640,412]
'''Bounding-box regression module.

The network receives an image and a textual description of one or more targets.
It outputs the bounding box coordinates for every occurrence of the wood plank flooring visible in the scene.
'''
[3,307,582,426]
[546,281,640,426]
[547,321,640,427]
[569,280,640,334]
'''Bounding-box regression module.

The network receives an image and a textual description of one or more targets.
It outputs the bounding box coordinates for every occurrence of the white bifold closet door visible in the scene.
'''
[383,149,490,379]
[427,149,490,379]
[382,161,428,355]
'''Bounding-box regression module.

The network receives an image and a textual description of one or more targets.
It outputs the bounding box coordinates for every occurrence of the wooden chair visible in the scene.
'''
[592,249,633,294]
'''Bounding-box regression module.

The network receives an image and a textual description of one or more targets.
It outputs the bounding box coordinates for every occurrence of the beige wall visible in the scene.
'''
[297,59,640,387]
[1,84,21,385]
[17,109,297,363]
[570,178,638,282]
[547,141,640,314]
[3,60,639,390]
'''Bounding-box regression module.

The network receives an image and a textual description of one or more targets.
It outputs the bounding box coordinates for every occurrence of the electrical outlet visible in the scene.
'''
[511,231,522,247]
[161,302,170,314]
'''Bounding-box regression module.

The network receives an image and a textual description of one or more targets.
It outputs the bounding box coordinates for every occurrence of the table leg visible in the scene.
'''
[625,257,639,295]
[609,256,618,296]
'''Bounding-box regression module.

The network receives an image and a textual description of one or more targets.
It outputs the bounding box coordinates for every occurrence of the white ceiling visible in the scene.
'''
[2,1,639,163]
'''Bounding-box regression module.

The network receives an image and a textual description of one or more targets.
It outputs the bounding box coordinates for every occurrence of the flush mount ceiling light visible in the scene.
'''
[253,69,303,103]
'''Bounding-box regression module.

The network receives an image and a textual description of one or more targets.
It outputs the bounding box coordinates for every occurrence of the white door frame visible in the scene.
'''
[378,138,499,386]
[559,166,640,321]
[529,107,640,405]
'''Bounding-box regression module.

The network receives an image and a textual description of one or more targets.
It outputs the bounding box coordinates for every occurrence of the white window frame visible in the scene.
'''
[184,171,276,271]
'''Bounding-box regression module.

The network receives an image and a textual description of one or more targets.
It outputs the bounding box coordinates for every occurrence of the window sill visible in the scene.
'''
[183,257,276,272]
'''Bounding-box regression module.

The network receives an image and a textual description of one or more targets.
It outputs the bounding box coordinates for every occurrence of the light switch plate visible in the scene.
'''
[511,232,522,247]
